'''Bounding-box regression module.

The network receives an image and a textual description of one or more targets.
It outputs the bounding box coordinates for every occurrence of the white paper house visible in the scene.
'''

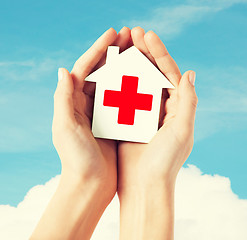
[85,46,174,143]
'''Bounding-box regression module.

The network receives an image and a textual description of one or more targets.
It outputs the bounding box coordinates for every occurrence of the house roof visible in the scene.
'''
[85,46,174,89]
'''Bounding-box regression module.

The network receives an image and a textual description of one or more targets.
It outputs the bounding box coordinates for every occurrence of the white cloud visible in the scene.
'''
[194,66,247,141]
[0,176,60,240]
[0,44,95,152]
[0,50,74,152]
[0,60,35,67]
[1,165,246,240]
[1,64,246,150]
[128,5,212,39]
[175,165,247,240]
[187,0,247,9]
[0,89,54,152]
[127,0,247,141]
[127,0,247,38]
[0,52,72,84]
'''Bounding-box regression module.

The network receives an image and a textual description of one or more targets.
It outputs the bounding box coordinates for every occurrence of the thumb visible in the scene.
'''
[53,68,75,126]
[174,70,198,136]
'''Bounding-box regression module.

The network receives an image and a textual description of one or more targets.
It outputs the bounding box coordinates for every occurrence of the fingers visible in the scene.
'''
[96,27,131,68]
[114,26,131,52]
[53,68,75,128]
[144,31,181,89]
[82,27,132,98]
[174,71,198,137]
[94,27,131,72]
[131,27,156,64]
[126,35,134,49]
[71,28,118,90]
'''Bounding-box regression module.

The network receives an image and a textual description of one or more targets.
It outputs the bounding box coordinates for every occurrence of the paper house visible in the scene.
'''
[85,46,174,143]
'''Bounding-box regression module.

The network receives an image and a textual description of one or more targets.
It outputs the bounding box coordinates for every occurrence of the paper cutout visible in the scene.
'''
[85,46,174,143]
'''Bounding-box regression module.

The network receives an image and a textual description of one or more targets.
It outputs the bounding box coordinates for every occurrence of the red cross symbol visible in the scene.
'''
[103,75,153,125]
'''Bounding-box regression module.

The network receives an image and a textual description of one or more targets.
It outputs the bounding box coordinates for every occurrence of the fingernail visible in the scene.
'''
[106,27,114,34]
[189,71,196,86]
[121,26,129,31]
[58,68,63,81]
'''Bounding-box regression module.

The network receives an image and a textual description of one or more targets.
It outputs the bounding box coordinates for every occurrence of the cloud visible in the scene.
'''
[0,51,73,85]
[128,5,212,39]
[0,50,74,152]
[0,165,247,240]
[174,165,247,240]
[127,0,247,141]
[0,176,60,240]
[187,0,247,9]
[194,66,247,141]
[1,64,245,150]
[0,89,54,152]
[127,0,247,38]
[0,61,35,67]
[0,44,93,152]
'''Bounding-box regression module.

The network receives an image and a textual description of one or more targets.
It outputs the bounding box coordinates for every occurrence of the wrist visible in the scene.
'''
[59,168,116,205]
[118,170,176,200]
[118,178,175,202]
[118,178,175,240]
[31,170,112,240]
[58,172,100,195]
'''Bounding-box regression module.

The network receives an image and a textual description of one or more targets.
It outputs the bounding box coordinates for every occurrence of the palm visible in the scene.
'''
[117,88,180,179]
[74,81,117,172]
[117,27,192,188]
[66,27,131,190]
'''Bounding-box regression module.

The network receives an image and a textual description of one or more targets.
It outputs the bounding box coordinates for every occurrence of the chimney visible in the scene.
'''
[106,46,120,65]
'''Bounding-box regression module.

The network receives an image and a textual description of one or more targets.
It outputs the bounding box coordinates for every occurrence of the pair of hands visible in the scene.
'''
[53,26,197,197]
[51,26,197,239]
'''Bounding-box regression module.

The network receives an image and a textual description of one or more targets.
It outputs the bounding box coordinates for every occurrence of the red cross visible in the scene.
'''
[103,75,153,125]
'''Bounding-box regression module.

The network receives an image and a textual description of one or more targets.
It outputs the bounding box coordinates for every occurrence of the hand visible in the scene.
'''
[117,27,198,240]
[118,27,198,192]
[31,27,132,240]
[53,27,131,198]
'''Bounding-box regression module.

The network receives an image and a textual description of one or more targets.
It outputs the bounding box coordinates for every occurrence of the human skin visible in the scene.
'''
[117,27,198,240]
[30,26,198,240]
[30,27,131,240]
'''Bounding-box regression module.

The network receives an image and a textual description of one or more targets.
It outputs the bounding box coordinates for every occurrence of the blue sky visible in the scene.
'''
[0,0,247,206]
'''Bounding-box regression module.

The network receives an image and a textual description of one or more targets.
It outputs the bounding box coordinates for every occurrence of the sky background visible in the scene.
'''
[0,0,247,210]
